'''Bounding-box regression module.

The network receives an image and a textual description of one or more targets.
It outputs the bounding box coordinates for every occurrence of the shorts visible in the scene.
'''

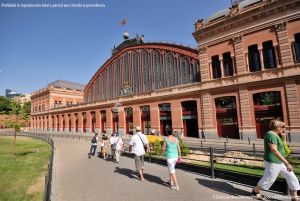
[167,158,178,174]
[134,155,144,171]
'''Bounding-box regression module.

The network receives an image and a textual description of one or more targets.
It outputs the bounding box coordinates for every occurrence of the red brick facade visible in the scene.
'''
[31,0,300,141]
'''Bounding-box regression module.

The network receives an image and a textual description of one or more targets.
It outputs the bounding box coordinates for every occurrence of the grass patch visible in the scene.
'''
[0,136,51,201]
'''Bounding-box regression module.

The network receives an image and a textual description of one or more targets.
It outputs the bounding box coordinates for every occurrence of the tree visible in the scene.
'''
[0,97,11,114]
[4,117,25,156]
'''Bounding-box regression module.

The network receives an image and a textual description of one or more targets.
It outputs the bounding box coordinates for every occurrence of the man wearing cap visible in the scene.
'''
[129,126,149,181]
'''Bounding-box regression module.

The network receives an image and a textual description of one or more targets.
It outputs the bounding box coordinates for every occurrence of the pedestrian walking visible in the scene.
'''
[101,134,109,159]
[89,133,98,158]
[251,119,299,201]
[129,126,149,181]
[161,127,181,191]
[114,133,124,163]
[110,133,117,159]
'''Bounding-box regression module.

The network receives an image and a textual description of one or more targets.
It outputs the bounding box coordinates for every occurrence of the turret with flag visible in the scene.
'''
[121,18,127,26]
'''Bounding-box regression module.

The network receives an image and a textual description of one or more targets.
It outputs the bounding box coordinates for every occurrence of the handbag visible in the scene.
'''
[176,157,183,164]
[137,134,148,152]
[283,142,291,156]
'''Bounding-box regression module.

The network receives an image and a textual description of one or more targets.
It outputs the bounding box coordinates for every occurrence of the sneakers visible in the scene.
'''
[171,185,180,191]
[251,189,265,200]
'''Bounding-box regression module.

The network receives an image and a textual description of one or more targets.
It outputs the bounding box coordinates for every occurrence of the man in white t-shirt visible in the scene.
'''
[129,126,149,181]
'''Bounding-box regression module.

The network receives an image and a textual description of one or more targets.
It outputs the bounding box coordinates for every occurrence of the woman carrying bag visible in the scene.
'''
[161,127,181,191]
[251,120,299,201]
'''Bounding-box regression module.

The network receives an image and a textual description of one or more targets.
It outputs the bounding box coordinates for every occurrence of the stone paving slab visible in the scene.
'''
[51,138,291,201]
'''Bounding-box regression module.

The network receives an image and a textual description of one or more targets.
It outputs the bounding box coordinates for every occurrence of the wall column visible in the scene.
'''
[71,113,75,133]
[199,46,210,81]
[118,108,126,137]
[285,80,300,142]
[171,101,183,132]
[132,105,141,134]
[275,22,294,67]
[78,112,83,133]
[149,103,160,132]
[95,111,101,134]
[106,109,112,136]
[233,35,247,74]
[200,93,217,138]
[258,47,265,71]
[238,87,256,140]
[86,111,91,134]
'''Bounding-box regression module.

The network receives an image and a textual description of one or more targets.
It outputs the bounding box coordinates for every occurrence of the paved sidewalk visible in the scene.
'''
[50,138,290,201]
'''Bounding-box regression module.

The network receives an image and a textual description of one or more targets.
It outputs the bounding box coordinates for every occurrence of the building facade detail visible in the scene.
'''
[31,0,300,142]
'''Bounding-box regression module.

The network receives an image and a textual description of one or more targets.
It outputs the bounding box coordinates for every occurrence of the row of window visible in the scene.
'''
[210,33,300,79]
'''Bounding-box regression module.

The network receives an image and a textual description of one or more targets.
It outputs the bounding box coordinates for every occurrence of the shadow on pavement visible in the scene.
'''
[196,178,251,197]
[114,167,169,187]
[114,167,138,180]
[143,173,169,187]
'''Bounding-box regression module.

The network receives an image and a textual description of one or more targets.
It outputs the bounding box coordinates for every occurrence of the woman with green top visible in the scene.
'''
[252,120,299,201]
[162,128,181,191]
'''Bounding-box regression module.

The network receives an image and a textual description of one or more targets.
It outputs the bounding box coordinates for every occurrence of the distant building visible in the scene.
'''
[12,94,31,106]
[5,89,22,98]
[30,80,85,130]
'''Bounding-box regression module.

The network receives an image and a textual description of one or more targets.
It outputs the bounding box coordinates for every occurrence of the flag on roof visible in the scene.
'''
[121,18,127,26]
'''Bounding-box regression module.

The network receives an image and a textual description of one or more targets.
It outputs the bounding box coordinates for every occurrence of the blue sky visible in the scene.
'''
[0,0,231,96]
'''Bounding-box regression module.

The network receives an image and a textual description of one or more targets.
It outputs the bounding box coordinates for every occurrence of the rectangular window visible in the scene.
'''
[263,40,277,69]
[248,44,261,72]
[212,55,221,79]
[222,52,233,77]
[295,33,300,63]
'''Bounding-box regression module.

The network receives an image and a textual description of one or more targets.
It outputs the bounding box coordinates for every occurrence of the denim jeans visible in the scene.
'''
[90,145,97,156]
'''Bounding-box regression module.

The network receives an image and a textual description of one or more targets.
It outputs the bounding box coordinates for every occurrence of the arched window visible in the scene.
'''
[181,58,190,84]
[131,51,138,93]
[124,53,129,83]
[143,50,150,91]
[154,51,161,89]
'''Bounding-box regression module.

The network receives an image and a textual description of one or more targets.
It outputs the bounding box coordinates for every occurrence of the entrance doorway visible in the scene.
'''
[215,96,239,139]
[181,101,199,138]
[125,107,133,134]
[141,106,151,135]
[159,103,172,136]
[253,91,283,139]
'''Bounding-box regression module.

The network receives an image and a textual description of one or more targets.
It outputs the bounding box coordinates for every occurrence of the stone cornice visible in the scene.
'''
[274,21,287,31]
[197,11,300,48]
[193,0,300,44]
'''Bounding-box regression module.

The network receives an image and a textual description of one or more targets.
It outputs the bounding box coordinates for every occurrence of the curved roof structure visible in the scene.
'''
[84,38,200,103]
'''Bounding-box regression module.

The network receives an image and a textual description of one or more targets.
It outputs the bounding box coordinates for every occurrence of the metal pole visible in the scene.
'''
[248,137,250,145]
[210,147,215,179]
[224,142,227,152]
[253,143,256,156]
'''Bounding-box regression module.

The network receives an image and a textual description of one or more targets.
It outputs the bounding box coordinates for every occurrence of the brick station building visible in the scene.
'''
[31,0,300,141]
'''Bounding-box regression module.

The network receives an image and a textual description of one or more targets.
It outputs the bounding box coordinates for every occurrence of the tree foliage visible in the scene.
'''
[0,97,30,118]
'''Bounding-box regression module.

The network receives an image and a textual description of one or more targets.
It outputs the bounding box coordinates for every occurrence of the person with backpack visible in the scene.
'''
[89,133,98,158]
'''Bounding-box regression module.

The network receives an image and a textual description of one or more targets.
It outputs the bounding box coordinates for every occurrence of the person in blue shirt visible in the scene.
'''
[161,128,181,190]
